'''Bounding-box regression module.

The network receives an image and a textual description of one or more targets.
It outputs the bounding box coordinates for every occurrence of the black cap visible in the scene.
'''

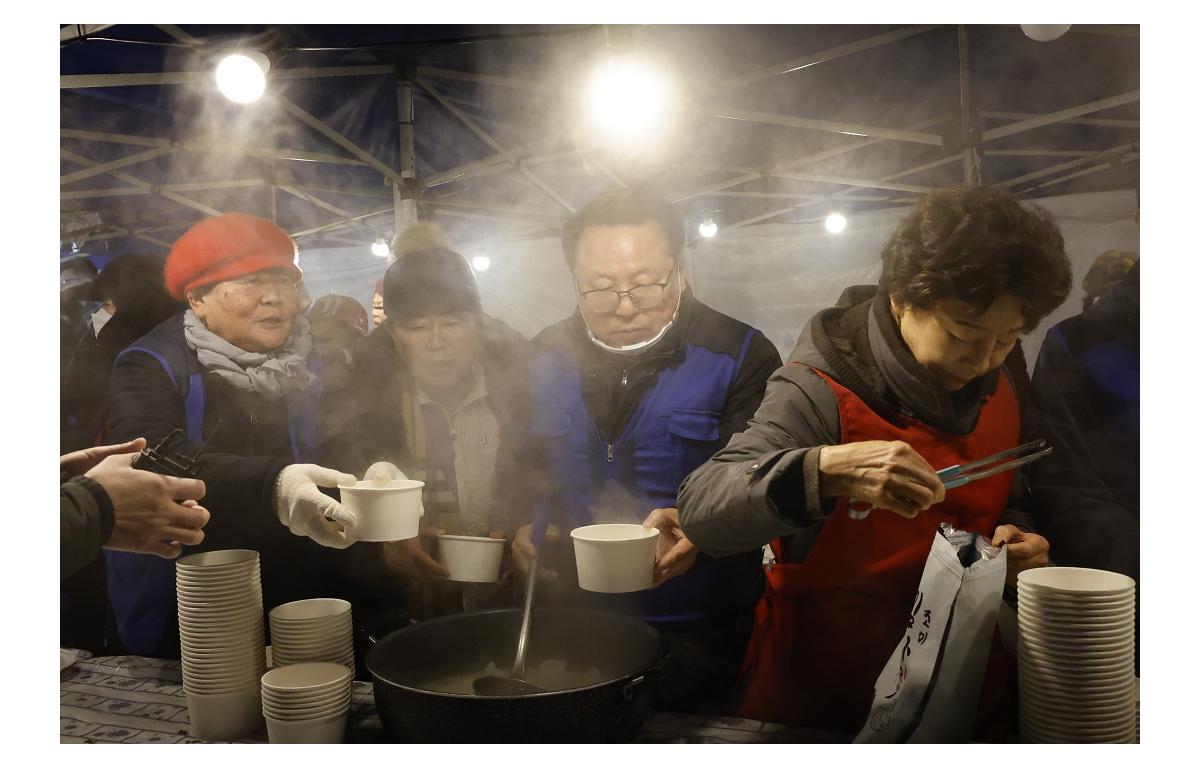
[382,247,482,322]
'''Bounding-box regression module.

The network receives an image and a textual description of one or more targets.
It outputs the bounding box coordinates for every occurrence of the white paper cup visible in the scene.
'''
[177,549,260,569]
[269,598,352,623]
[437,535,506,583]
[186,687,263,740]
[263,686,351,711]
[262,662,352,692]
[1018,567,1135,595]
[263,696,352,721]
[337,481,424,542]
[264,711,348,744]
[570,524,659,593]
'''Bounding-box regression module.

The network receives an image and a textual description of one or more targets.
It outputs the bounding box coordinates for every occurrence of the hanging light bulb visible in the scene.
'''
[1020,24,1071,42]
[698,218,719,239]
[472,255,491,272]
[215,51,270,104]
[825,212,847,235]
[586,56,671,148]
[371,237,391,258]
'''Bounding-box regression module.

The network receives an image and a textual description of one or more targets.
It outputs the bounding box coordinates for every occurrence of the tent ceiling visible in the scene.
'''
[60,24,1139,255]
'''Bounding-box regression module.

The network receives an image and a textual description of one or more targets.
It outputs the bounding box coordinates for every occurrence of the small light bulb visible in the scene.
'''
[1020,24,1071,42]
[825,212,847,235]
[698,218,718,239]
[472,255,491,272]
[215,52,268,104]
[371,239,390,258]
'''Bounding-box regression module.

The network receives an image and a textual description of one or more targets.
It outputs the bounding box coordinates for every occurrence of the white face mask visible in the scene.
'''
[91,306,113,336]
[581,272,684,356]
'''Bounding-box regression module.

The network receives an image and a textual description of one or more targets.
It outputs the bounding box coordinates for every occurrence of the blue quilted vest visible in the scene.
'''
[530,332,762,623]
[104,317,323,655]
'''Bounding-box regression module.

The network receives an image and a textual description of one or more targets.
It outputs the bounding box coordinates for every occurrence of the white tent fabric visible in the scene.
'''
[295,189,1138,368]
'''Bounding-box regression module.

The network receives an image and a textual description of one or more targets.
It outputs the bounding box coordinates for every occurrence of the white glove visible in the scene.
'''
[274,464,359,549]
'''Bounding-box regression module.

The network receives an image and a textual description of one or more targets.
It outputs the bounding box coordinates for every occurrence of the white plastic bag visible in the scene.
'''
[854,525,1007,743]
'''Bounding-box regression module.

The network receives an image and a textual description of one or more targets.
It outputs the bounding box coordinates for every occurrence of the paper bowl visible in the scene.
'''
[570,524,659,593]
[437,535,507,583]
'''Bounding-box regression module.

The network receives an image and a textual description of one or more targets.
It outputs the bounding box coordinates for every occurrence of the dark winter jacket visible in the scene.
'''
[60,477,114,581]
[679,285,1037,561]
[504,290,782,622]
[1028,263,1139,582]
[105,315,358,656]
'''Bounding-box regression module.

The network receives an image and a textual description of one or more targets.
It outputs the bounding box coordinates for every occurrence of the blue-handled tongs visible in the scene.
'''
[937,438,1053,490]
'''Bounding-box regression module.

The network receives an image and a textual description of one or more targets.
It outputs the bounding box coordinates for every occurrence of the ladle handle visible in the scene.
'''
[512,552,537,679]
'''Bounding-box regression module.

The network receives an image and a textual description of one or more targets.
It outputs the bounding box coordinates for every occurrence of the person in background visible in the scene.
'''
[1080,249,1137,312]
[371,278,387,328]
[678,186,1071,735]
[104,212,360,657]
[308,294,372,441]
[60,256,100,385]
[61,438,209,581]
[1029,260,1140,673]
[327,248,530,618]
[506,187,782,715]
[308,294,370,391]
[60,253,187,651]
[61,253,186,453]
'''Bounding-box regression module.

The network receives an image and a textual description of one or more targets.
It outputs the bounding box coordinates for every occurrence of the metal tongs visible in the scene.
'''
[937,438,1053,490]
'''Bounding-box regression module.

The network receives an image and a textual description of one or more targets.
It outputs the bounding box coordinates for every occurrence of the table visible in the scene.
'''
[59,651,851,744]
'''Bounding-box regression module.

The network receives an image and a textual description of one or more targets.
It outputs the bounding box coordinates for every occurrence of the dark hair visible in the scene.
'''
[560,187,684,269]
[1081,250,1137,310]
[60,256,98,279]
[382,247,482,322]
[879,186,1072,331]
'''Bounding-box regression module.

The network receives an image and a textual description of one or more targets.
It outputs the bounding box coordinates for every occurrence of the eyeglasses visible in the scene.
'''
[577,265,678,314]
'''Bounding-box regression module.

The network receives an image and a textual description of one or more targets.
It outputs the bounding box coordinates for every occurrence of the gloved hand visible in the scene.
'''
[274,464,359,549]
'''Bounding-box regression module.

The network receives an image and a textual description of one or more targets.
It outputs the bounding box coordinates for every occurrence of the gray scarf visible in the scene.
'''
[183,309,315,399]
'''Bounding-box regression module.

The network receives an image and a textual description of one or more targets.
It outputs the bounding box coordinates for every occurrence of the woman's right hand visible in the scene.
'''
[816,440,946,519]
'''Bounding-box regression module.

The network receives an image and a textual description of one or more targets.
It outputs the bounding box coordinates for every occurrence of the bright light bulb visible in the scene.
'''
[587,58,670,147]
[472,255,491,272]
[825,212,847,234]
[371,239,390,258]
[215,53,268,104]
[698,218,718,238]
[1020,24,1071,42]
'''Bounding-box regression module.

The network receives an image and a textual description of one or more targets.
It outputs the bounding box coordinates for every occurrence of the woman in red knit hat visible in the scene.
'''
[103,212,368,659]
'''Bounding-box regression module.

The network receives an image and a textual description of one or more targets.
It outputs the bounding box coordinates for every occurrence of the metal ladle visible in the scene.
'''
[473,516,547,696]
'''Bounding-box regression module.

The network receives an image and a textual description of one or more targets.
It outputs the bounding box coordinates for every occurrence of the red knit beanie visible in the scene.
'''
[164,212,301,300]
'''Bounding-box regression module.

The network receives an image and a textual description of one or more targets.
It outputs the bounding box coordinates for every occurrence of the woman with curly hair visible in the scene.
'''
[677,186,1073,734]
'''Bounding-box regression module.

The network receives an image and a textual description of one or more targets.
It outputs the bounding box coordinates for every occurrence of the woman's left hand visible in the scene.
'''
[992,524,1050,588]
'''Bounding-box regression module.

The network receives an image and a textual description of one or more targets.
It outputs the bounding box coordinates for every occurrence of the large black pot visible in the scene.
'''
[366,607,662,743]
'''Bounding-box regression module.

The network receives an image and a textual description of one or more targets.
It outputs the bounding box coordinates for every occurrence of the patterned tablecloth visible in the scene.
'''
[59,651,849,744]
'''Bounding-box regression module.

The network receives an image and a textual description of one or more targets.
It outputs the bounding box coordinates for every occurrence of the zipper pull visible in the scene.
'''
[621,369,628,388]
[606,444,615,463]
[249,411,257,426]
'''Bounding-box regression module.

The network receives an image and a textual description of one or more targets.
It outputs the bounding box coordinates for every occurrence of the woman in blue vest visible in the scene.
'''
[506,188,783,715]
[104,212,360,658]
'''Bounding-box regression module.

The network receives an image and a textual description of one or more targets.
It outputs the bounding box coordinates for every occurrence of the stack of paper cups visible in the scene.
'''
[269,598,354,676]
[1017,567,1137,743]
[176,549,267,741]
[261,662,353,743]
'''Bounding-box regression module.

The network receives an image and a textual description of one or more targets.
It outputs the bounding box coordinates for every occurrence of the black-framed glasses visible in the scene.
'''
[577,265,678,314]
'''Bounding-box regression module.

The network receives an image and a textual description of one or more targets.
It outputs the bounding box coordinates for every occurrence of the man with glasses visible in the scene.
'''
[103,212,360,658]
[506,188,782,714]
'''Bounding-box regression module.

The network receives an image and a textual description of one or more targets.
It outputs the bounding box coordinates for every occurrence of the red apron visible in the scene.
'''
[737,366,1019,732]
